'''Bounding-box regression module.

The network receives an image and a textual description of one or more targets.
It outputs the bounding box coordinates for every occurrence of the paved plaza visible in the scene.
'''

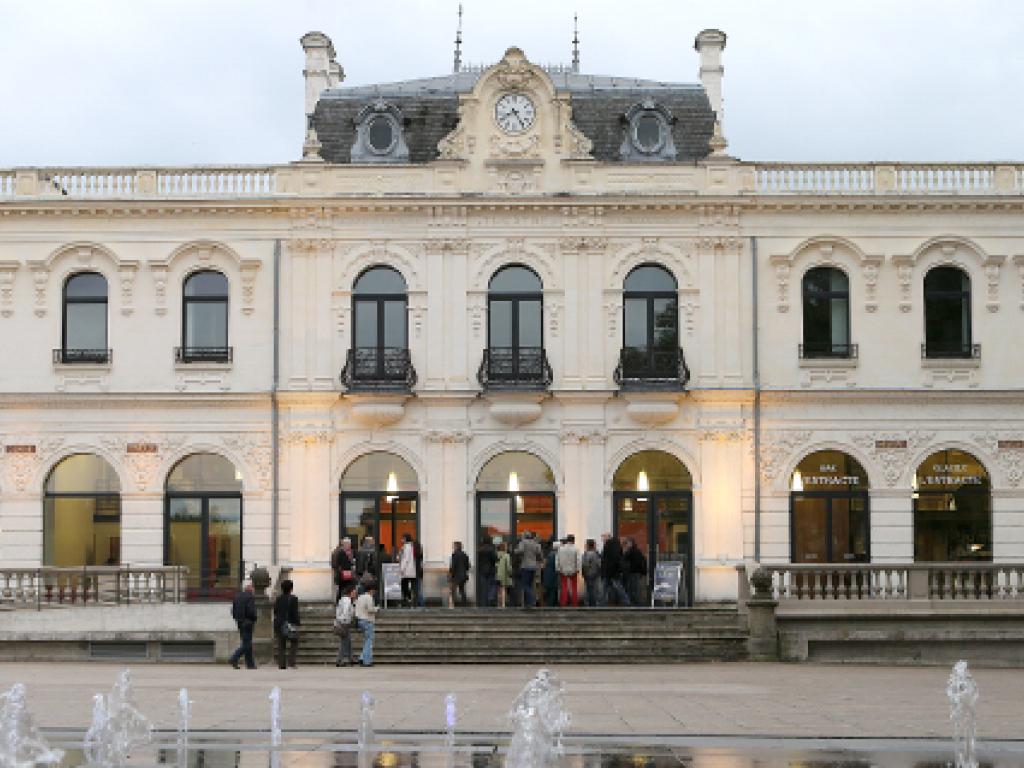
[2,662,1022,739]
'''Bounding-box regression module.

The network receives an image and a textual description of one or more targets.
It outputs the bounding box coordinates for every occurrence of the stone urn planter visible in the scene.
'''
[250,564,271,597]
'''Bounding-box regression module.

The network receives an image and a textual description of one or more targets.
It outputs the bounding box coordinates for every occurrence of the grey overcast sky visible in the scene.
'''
[2,0,1022,166]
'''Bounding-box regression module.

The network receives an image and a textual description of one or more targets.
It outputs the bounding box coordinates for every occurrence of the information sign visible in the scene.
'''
[381,562,402,607]
[651,562,684,607]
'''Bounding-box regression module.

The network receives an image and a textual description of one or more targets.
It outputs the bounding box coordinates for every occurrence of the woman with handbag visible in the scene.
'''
[331,537,356,602]
[334,584,357,666]
[273,579,301,669]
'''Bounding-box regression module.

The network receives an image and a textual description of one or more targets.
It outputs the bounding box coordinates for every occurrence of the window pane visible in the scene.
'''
[44,496,120,567]
[479,498,511,547]
[185,301,227,348]
[792,496,828,563]
[65,302,107,350]
[517,494,554,542]
[925,267,969,293]
[392,498,417,553]
[343,497,377,548]
[613,450,692,491]
[802,289,831,350]
[625,265,675,292]
[616,497,649,556]
[46,454,120,494]
[489,300,513,347]
[354,267,406,294]
[830,295,849,346]
[476,451,554,492]
[368,117,394,152]
[518,299,542,347]
[168,498,203,591]
[635,115,662,151]
[652,298,677,349]
[340,452,418,492]
[65,272,107,299]
[354,301,378,348]
[167,453,242,493]
[490,266,542,293]
[656,495,689,560]
[383,300,406,348]
[624,298,647,347]
[925,295,967,350]
[209,498,241,591]
[184,271,228,297]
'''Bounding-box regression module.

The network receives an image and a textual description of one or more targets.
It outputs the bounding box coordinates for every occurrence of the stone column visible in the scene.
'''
[745,568,779,661]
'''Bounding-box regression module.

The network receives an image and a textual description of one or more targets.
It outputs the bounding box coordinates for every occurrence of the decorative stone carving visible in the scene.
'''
[893,257,914,313]
[240,261,259,315]
[348,400,406,428]
[922,367,978,389]
[680,289,699,336]
[29,264,48,317]
[699,427,745,442]
[972,433,1024,487]
[852,431,934,487]
[862,257,882,312]
[221,433,272,491]
[604,298,621,338]
[489,398,543,427]
[1014,254,1024,311]
[281,425,335,444]
[546,296,562,337]
[624,396,680,426]
[0,261,19,317]
[759,430,812,482]
[2,437,65,493]
[117,263,138,316]
[769,256,791,312]
[98,434,186,491]
[425,429,472,444]
[150,264,169,315]
[799,366,856,388]
[467,293,486,338]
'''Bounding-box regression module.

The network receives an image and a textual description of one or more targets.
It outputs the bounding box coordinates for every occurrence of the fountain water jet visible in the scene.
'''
[83,669,152,767]
[176,687,192,768]
[506,669,571,768]
[947,660,979,768]
[0,683,64,768]
[268,686,282,747]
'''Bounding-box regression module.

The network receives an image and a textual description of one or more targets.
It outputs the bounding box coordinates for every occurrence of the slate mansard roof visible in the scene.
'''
[311,69,716,164]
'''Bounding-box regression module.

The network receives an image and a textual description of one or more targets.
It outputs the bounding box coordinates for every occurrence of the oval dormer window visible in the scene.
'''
[368,115,396,154]
[634,114,664,153]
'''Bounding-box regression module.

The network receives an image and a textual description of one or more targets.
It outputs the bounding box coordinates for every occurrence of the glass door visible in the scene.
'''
[340,493,418,559]
[614,491,692,605]
[167,495,242,599]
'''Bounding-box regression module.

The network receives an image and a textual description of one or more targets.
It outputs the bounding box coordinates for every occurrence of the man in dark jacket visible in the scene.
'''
[228,582,257,669]
[448,541,471,606]
[623,537,648,606]
[331,537,355,603]
[600,533,630,606]
[355,536,379,594]
[273,579,300,669]
[477,538,497,607]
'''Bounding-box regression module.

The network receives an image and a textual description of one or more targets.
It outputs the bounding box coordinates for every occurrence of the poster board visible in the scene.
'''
[651,562,684,607]
[381,563,402,607]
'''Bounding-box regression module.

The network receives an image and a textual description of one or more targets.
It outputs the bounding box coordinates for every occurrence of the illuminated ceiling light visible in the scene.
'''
[791,469,804,493]
[637,470,650,493]
[624,498,633,512]
[386,471,398,495]
[234,469,243,482]
[948,496,957,512]
[970,543,983,552]
[508,471,519,493]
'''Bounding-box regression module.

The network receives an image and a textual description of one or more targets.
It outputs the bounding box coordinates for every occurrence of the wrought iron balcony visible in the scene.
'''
[920,342,981,360]
[798,342,859,360]
[614,346,690,390]
[174,346,233,364]
[341,347,416,392]
[477,347,553,391]
[52,348,112,365]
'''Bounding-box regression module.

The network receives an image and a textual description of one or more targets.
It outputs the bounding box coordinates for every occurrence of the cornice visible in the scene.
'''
[759,388,1024,406]
[0,392,272,409]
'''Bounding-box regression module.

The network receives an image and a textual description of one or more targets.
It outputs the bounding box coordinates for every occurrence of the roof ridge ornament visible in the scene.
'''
[572,14,580,74]
[453,3,464,74]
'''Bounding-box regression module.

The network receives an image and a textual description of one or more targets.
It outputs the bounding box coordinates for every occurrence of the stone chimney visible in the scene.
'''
[694,29,727,123]
[300,31,343,118]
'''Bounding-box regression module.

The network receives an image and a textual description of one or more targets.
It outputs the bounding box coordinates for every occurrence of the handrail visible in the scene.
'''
[0,565,189,609]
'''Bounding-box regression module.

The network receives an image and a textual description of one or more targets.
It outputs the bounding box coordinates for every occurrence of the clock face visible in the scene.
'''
[494,93,536,134]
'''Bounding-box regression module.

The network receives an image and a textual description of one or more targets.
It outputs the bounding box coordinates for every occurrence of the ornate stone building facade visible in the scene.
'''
[1,29,1022,602]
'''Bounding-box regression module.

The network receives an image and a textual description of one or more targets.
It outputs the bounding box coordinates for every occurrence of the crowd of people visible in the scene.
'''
[225,530,654,672]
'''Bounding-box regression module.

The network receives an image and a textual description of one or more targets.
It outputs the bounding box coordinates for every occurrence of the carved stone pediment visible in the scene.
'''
[623,394,681,426]
[347,397,407,428]
[487,395,544,427]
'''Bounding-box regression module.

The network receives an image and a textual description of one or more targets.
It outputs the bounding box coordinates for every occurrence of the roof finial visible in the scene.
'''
[571,13,580,73]
[453,3,464,74]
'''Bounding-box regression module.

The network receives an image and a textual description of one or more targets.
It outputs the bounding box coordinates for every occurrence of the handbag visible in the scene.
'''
[282,621,299,640]
[340,568,354,582]
[332,619,349,637]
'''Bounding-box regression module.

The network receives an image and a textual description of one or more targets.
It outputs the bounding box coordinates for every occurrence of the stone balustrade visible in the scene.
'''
[757,563,1024,602]
[0,162,1021,200]
[0,566,189,608]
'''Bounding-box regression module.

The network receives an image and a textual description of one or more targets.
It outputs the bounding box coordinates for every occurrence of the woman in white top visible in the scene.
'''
[398,533,417,607]
[334,584,356,666]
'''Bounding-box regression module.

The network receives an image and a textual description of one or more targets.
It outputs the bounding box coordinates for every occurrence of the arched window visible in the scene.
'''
[613,450,693,605]
[344,266,412,388]
[618,265,686,386]
[61,272,109,364]
[914,449,990,561]
[165,453,243,598]
[340,451,419,558]
[180,270,230,363]
[790,450,869,563]
[44,454,121,567]
[924,267,973,358]
[481,265,548,388]
[801,267,852,358]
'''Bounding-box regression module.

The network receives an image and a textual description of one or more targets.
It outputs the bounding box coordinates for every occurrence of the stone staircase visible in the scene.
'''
[278,602,749,664]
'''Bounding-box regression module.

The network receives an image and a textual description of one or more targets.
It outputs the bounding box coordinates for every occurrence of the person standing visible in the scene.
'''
[272,579,300,669]
[556,534,581,607]
[398,533,417,608]
[356,536,378,594]
[228,581,257,669]
[581,539,602,608]
[331,537,356,602]
[625,537,648,606]
[413,537,425,607]
[448,541,471,607]
[495,542,513,608]
[477,538,498,607]
[334,584,356,666]
[601,533,629,606]
[355,581,379,667]
[515,531,543,608]
[542,539,560,607]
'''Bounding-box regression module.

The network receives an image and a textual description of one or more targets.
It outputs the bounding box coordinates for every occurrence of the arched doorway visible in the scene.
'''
[165,453,243,599]
[612,450,692,605]
[43,454,121,566]
[914,449,991,561]
[790,450,869,563]
[339,452,419,559]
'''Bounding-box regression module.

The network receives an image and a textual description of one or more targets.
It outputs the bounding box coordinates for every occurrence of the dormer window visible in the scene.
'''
[352,101,409,163]
[621,102,677,162]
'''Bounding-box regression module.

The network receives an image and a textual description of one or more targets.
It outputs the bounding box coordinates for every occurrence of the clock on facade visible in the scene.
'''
[494,92,536,134]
